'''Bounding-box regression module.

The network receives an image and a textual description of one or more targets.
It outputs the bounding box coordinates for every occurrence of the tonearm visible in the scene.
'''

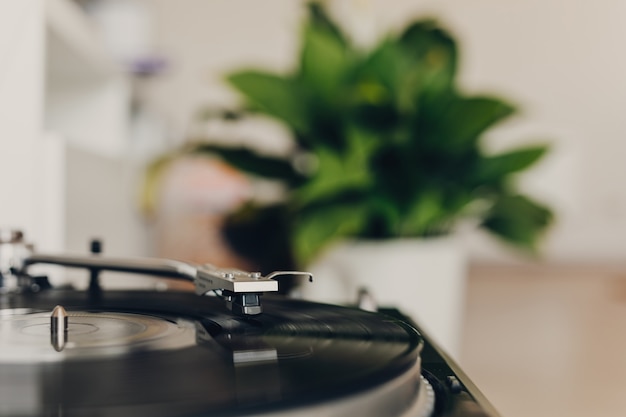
[0,230,312,316]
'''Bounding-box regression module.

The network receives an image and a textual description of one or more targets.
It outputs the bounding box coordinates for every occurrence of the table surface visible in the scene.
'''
[459,263,626,417]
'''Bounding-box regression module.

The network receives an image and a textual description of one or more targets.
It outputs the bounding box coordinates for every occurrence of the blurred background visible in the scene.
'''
[2,1,626,416]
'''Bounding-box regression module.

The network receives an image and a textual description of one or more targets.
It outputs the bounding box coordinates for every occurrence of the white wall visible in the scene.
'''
[0,1,44,239]
[140,0,626,263]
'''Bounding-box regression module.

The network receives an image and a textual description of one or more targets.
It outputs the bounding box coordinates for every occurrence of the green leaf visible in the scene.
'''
[433,96,516,150]
[482,194,553,250]
[307,2,348,49]
[190,145,303,186]
[227,71,308,133]
[294,127,377,205]
[398,190,444,236]
[292,203,370,265]
[394,186,474,237]
[299,24,352,100]
[398,19,458,95]
[293,146,368,205]
[474,146,548,184]
[354,40,401,100]
[350,51,402,133]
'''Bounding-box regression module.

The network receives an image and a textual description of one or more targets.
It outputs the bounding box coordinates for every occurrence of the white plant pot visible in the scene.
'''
[302,237,466,359]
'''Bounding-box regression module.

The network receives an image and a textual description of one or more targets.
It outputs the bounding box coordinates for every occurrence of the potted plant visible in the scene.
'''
[144,2,553,354]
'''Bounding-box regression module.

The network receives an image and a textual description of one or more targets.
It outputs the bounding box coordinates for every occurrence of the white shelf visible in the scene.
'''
[45,0,120,81]
[44,0,130,158]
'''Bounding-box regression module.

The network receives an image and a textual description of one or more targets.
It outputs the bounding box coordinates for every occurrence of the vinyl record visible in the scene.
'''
[0,290,424,417]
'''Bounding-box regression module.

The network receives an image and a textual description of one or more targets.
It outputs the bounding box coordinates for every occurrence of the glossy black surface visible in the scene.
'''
[0,290,422,417]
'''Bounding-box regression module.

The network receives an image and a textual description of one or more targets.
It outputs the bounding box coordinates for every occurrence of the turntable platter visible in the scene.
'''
[0,310,196,362]
[0,290,425,417]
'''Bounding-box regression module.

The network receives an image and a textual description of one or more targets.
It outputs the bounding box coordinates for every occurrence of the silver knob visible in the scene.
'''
[50,305,69,352]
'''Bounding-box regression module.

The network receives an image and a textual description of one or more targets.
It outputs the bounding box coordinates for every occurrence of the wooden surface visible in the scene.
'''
[460,263,626,417]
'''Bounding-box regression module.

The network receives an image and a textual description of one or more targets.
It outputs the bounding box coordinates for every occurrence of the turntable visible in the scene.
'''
[0,231,499,417]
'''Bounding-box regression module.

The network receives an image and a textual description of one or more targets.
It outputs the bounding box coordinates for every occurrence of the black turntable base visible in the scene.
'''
[0,235,498,417]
